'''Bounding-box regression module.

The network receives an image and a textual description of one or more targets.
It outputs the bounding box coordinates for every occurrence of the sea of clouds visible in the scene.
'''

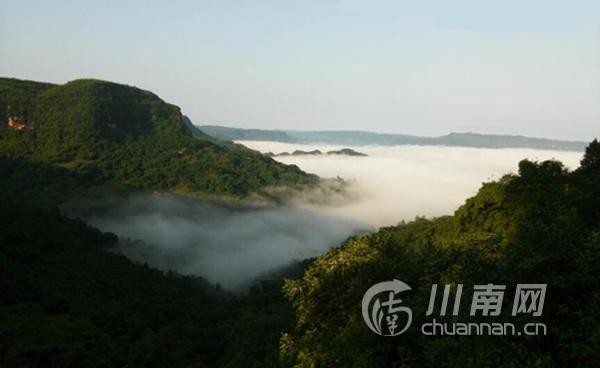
[78,142,583,288]
[242,141,582,227]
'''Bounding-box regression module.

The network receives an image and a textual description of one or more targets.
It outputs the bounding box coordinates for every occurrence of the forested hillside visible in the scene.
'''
[0,78,317,202]
[2,77,599,367]
[0,77,320,366]
[0,197,313,367]
[281,140,600,367]
[2,136,599,367]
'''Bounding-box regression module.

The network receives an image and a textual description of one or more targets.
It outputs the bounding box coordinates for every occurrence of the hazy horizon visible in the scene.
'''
[2,0,599,141]
[197,122,594,142]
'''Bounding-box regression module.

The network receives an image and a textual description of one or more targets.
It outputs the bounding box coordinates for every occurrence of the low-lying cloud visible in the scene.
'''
[69,195,363,289]
[69,143,583,289]
[240,141,583,227]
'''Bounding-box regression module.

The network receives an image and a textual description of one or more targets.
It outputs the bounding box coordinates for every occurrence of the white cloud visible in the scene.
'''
[241,141,583,226]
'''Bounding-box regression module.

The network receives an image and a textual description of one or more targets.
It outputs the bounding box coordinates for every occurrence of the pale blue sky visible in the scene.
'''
[1,0,599,140]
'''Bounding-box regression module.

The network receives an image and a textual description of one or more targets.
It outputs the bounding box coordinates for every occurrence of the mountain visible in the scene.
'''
[0,77,320,367]
[267,148,368,157]
[0,197,310,367]
[198,125,588,151]
[200,125,298,143]
[0,78,318,202]
[3,76,599,367]
[281,140,600,367]
[326,148,368,156]
[182,114,209,137]
[4,139,599,367]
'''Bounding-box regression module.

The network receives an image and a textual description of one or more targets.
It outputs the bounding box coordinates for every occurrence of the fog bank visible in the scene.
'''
[75,195,362,289]
[73,143,582,289]
[240,141,583,227]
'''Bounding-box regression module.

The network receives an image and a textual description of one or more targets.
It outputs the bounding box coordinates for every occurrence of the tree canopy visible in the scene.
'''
[0,78,318,202]
[282,148,600,367]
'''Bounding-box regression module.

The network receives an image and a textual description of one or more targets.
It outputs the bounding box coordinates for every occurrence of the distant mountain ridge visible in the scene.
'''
[267,148,368,157]
[199,125,587,151]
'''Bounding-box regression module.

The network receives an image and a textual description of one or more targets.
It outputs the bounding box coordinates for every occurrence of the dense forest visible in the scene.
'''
[0,77,319,367]
[0,197,314,367]
[0,78,317,203]
[1,77,599,367]
[282,140,600,367]
[3,142,598,367]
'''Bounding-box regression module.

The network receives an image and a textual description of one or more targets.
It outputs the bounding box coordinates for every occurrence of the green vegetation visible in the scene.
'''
[0,78,317,202]
[2,77,599,367]
[4,139,597,367]
[281,139,600,367]
[273,150,322,156]
[0,77,323,367]
[0,197,313,367]
[326,148,367,156]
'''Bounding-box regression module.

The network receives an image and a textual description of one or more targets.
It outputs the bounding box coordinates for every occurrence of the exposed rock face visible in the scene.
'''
[7,116,28,130]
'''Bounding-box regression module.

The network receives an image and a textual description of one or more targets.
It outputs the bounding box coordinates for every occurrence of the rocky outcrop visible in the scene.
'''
[7,116,29,130]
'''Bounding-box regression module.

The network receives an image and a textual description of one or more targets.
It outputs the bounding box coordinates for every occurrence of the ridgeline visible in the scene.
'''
[0,78,317,204]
